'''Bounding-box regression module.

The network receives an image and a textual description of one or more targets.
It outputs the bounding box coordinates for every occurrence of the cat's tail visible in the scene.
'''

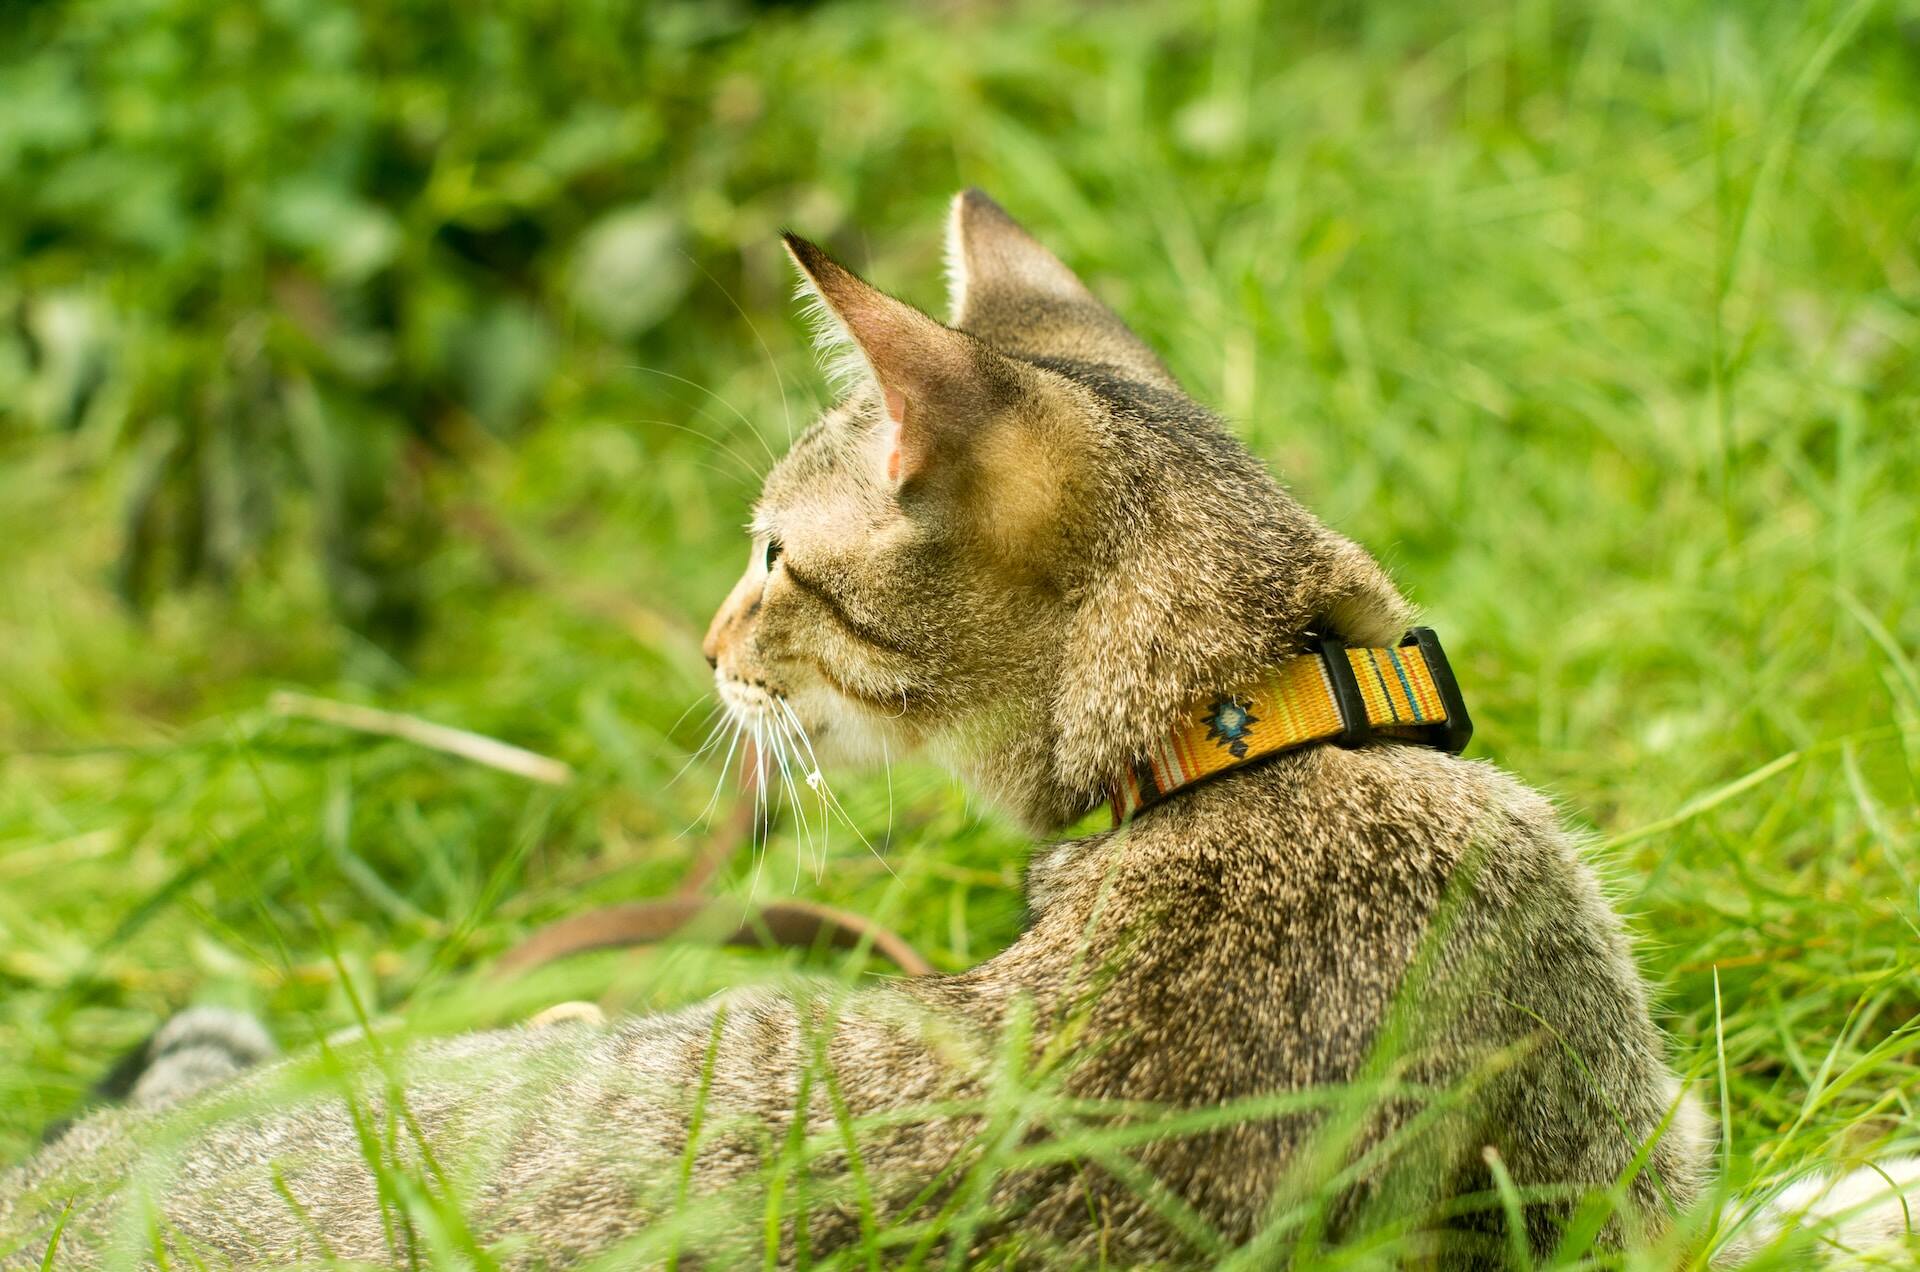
[94,1006,276,1110]
[122,1006,277,1108]
[1717,1157,1920,1266]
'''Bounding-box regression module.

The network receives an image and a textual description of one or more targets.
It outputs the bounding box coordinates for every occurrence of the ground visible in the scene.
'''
[1,1,1916,1266]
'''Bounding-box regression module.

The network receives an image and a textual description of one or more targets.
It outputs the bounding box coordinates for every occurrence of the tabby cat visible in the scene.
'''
[3,192,1911,1269]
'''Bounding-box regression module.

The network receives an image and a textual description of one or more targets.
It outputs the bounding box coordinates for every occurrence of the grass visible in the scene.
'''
[3,0,1919,1265]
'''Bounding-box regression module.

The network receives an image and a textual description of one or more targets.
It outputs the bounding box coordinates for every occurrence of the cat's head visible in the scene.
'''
[703,190,1409,833]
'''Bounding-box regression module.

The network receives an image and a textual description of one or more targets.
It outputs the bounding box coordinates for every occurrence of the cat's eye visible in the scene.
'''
[763,537,784,572]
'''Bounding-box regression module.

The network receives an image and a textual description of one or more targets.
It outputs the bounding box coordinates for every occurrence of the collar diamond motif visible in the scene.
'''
[1202,696,1258,758]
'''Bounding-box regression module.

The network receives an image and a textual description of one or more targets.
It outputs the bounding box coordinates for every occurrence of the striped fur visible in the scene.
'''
[5,193,1911,1270]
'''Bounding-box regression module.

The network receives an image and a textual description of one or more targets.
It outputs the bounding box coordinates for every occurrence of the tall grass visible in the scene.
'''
[2,0,1916,1265]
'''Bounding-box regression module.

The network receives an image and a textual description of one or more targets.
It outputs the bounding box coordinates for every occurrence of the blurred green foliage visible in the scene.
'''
[3,0,879,640]
[2,0,1919,1258]
[8,0,1916,650]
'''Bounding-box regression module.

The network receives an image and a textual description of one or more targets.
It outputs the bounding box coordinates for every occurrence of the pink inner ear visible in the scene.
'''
[882,387,908,484]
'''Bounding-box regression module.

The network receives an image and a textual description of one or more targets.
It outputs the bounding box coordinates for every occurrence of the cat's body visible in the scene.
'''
[2,192,1905,1267]
[2,750,1693,1268]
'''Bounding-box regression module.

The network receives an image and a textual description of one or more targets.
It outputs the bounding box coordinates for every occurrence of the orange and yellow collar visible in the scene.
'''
[1106,629,1472,824]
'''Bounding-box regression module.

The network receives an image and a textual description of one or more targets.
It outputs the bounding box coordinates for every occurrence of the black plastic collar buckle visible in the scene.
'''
[1312,628,1474,755]
[1311,633,1373,748]
[1403,627,1473,754]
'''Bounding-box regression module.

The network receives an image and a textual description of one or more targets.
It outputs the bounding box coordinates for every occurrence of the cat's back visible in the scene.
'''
[0,1008,737,1270]
[1051,741,1579,934]
[1026,742,1614,1098]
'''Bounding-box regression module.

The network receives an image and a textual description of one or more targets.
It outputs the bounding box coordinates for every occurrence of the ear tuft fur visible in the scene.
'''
[781,230,1028,489]
[784,233,878,399]
[942,192,973,326]
[942,189,1177,389]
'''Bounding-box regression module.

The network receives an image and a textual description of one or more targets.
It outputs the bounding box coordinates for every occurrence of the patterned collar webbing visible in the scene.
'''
[1105,630,1471,825]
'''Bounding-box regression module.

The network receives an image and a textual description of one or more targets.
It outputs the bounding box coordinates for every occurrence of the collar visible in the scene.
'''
[1104,628,1473,825]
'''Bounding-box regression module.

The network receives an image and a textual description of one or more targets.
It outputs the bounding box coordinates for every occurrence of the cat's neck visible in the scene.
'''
[927,450,1417,837]
[1033,469,1413,833]
[936,710,1091,835]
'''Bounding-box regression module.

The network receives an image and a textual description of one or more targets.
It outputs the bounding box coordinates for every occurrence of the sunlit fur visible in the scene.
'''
[708,199,1412,837]
[6,194,1913,1270]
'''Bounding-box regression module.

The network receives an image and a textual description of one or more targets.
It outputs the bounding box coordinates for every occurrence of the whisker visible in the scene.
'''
[752,721,770,846]
[744,729,771,907]
[631,417,766,492]
[678,717,744,841]
[765,713,812,892]
[663,702,729,791]
[764,707,825,887]
[679,456,765,498]
[645,397,766,468]
[881,732,895,854]
[779,718,825,887]
[662,691,716,740]
[632,366,779,471]
[777,698,896,880]
[780,717,825,885]
[776,708,831,884]
[687,253,795,449]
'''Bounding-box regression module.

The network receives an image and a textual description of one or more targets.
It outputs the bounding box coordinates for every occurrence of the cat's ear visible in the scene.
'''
[944,189,1101,327]
[783,232,1017,488]
[943,189,1175,389]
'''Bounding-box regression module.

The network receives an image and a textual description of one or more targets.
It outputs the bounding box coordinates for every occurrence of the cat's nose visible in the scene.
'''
[704,569,760,672]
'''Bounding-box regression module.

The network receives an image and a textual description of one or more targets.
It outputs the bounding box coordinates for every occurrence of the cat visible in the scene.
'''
[2,191,1912,1269]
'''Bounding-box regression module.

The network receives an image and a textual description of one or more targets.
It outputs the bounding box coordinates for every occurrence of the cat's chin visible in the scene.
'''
[714,674,909,775]
[782,683,910,772]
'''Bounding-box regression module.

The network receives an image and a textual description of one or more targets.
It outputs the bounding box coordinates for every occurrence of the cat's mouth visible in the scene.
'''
[716,674,784,722]
[712,672,847,791]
